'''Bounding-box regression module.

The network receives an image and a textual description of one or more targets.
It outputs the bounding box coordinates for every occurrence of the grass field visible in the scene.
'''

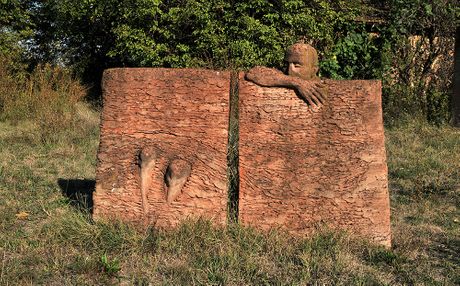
[0,104,458,285]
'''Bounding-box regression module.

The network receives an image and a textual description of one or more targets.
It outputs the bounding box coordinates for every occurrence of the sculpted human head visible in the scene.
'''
[285,43,319,80]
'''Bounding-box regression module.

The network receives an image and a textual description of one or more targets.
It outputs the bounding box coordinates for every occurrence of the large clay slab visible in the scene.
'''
[94,68,229,227]
[238,76,391,246]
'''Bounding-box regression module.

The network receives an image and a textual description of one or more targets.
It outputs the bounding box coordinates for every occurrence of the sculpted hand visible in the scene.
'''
[295,81,326,111]
[245,66,327,111]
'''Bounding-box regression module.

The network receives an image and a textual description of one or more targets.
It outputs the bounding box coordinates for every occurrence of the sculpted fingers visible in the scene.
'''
[312,82,327,104]
[311,87,326,104]
[314,80,326,89]
[246,65,327,111]
[298,86,319,110]
[308,94,322,111]
[301,82,327,108]
[306,87,321,106]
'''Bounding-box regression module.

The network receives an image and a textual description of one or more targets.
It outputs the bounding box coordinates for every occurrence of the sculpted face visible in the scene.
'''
[286,43,319,80]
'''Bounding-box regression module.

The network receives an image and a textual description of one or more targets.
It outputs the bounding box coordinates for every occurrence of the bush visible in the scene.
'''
[36,0,362,71]
[2,0,457,126]
[31,0,456,125]
[0,57,86,141]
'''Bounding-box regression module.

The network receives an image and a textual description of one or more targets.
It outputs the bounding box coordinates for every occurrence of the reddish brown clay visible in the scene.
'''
[238,74,391,247]
[94,67,391,247]
[285,42,319,80]
[245,43,324,109]
[93,68,229,228]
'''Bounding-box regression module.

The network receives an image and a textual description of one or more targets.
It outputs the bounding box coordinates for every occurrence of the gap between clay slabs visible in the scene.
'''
[227,71,240,223]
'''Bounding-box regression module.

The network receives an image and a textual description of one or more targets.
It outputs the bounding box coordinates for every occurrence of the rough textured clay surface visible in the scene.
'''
[93,68,229,227]
[238,75,391,247]
[285,42,319,80]
[245,43,324,109]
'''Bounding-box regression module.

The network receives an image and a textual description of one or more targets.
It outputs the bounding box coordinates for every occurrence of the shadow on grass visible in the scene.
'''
[58,178,95,214]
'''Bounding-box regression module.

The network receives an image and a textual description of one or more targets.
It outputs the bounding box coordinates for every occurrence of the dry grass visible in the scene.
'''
[0,100,458,284]
[0,62,86,142]
[385,119,460,285]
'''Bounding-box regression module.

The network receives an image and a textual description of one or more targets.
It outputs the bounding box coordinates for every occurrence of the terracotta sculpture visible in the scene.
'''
[138,147,191,208]
[94,69,229,227]
[245,43,326,110]
[94,48,392,246]
[138,147,158,215]
[164,159,192,203]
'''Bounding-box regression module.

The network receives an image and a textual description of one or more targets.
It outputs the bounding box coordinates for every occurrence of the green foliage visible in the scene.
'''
[378,0,459,124]
[0,0,33,49]
[100,254,121,275]
[27,0,455,124]
[0,0,33,73]
[1,0,458,125]
[36,0,361,72]
[320,27,380,79]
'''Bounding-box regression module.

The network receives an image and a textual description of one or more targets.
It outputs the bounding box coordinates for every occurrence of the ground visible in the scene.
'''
[0,103,458,285]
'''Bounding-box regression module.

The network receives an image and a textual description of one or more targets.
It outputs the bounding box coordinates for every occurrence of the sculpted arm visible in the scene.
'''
[245,66,326,109]
[245,66,294,87]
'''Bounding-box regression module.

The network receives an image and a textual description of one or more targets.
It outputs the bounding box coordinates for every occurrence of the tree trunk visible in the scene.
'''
[452,26,460,127]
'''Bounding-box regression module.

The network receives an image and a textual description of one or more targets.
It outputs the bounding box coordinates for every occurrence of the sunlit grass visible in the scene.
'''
[0,105,458,284]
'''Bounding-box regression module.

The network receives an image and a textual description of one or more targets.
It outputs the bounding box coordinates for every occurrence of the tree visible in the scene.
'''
[32,0,361,77]
[0,0,33,71]
[376,0,459,124]
[453,26,460,127]
[16,0,459,124]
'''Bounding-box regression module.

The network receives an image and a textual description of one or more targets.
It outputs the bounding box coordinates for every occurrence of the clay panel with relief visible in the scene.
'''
[238,76,391,247]
[93,68,229,227]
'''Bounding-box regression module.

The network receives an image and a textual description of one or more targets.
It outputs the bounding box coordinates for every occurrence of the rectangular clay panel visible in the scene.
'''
[94,68,229,227]
[239,76,391,246]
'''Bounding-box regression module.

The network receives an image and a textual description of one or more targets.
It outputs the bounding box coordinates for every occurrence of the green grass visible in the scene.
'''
[384,119,460,285]
[0,105,459,285]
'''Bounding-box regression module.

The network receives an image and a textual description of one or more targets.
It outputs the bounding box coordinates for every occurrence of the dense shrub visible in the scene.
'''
[1,0,458,124]
[35,1,362,71]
